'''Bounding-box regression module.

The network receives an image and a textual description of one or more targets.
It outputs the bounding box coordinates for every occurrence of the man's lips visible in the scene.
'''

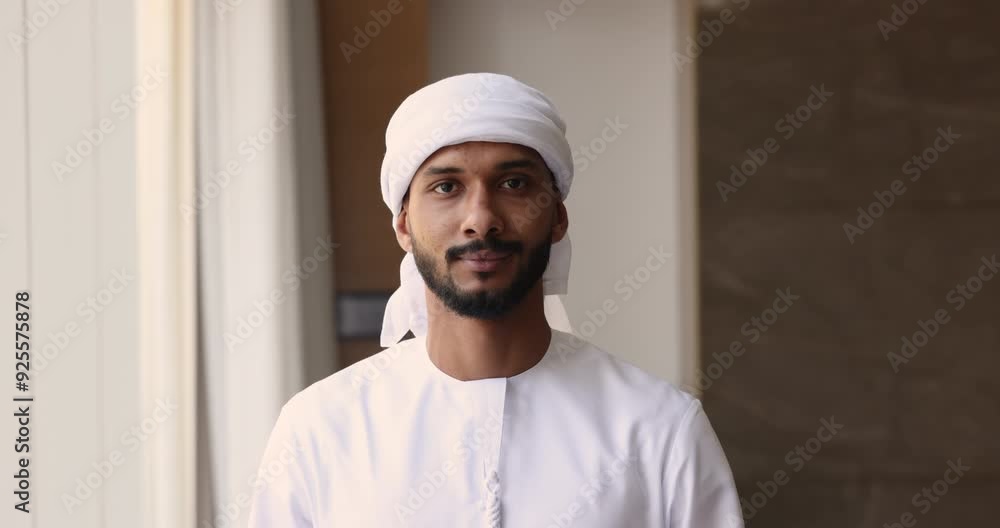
[456,250,513,272]
[460,250,512,261]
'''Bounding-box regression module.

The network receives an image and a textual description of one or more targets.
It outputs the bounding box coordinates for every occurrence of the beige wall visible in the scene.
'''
[428,0,699,386]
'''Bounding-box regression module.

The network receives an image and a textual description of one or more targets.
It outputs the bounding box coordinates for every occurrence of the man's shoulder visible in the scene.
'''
[552,330,700,421]
[279,338,421,425]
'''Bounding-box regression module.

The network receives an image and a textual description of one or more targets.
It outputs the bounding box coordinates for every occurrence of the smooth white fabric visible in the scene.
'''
[247,329,744,527]
[379,73,576,347]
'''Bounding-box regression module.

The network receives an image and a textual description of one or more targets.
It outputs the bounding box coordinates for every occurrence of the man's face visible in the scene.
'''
[396,141,568,320]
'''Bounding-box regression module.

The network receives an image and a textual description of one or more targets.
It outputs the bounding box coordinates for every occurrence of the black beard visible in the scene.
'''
[412,234,551,320]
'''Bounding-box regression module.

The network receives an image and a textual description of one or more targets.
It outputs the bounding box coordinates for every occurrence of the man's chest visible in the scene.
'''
[309,413,654,527]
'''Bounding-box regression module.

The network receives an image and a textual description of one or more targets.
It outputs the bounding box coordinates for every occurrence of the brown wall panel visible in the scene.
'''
[316,0,427,292]
[697,0,1000,525]
[315,0,428,365]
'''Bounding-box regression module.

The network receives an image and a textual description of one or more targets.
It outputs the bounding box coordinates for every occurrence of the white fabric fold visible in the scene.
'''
[379,73,576,346]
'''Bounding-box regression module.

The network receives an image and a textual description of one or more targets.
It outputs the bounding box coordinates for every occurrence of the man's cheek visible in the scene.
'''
[510,210,533,231]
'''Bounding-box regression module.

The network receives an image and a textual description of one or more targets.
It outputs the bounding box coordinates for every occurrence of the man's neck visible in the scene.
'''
[423,284,552,381]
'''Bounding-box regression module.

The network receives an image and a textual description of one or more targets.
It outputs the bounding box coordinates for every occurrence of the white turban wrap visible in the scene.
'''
[378,73,575,347]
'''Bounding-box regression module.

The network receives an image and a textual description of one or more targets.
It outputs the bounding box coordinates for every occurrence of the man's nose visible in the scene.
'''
[460,185,504,238]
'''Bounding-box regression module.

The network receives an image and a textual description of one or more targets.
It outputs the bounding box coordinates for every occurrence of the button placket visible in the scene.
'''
[480,379,507,528]
[483,467,501,528]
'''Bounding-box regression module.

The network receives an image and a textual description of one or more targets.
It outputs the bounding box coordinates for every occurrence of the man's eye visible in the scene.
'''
[433,182,456,194]
[502,178,526,190]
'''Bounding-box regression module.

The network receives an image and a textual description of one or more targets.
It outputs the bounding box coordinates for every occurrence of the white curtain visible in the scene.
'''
[136,1,198,526]
[194,0,335,526]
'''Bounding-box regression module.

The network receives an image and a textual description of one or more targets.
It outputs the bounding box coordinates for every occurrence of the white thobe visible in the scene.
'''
[247,329,744,527]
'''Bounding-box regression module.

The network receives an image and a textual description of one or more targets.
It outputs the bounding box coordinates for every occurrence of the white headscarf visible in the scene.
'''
[379,73,574,347]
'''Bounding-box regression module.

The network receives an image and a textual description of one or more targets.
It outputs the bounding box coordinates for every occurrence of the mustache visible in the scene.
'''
[446,237,523,261]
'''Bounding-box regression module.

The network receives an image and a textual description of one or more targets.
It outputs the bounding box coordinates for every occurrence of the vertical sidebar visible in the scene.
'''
[1,0,32,526]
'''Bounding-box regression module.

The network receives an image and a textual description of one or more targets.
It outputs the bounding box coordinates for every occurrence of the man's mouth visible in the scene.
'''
[458,250,512,273]
[461,250,512,261]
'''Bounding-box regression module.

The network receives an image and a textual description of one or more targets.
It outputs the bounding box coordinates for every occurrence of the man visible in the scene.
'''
[248,73,743,527]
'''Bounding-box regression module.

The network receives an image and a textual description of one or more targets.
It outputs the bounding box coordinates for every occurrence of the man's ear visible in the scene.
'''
[395,201,413,253]
[550,200,569,244]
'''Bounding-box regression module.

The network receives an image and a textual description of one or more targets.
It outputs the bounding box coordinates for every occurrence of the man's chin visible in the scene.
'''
[455,278,510,298]
[451,272,516,291]
[446,295,517,321]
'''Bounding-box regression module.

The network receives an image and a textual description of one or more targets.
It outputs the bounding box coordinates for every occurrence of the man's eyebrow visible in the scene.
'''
[421,165,464,176]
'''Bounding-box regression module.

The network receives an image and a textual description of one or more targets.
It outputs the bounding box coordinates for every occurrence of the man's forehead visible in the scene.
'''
[414,141,547,177]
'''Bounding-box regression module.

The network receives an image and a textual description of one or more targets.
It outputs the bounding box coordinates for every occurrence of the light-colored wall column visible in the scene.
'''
[429,0,699,388]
